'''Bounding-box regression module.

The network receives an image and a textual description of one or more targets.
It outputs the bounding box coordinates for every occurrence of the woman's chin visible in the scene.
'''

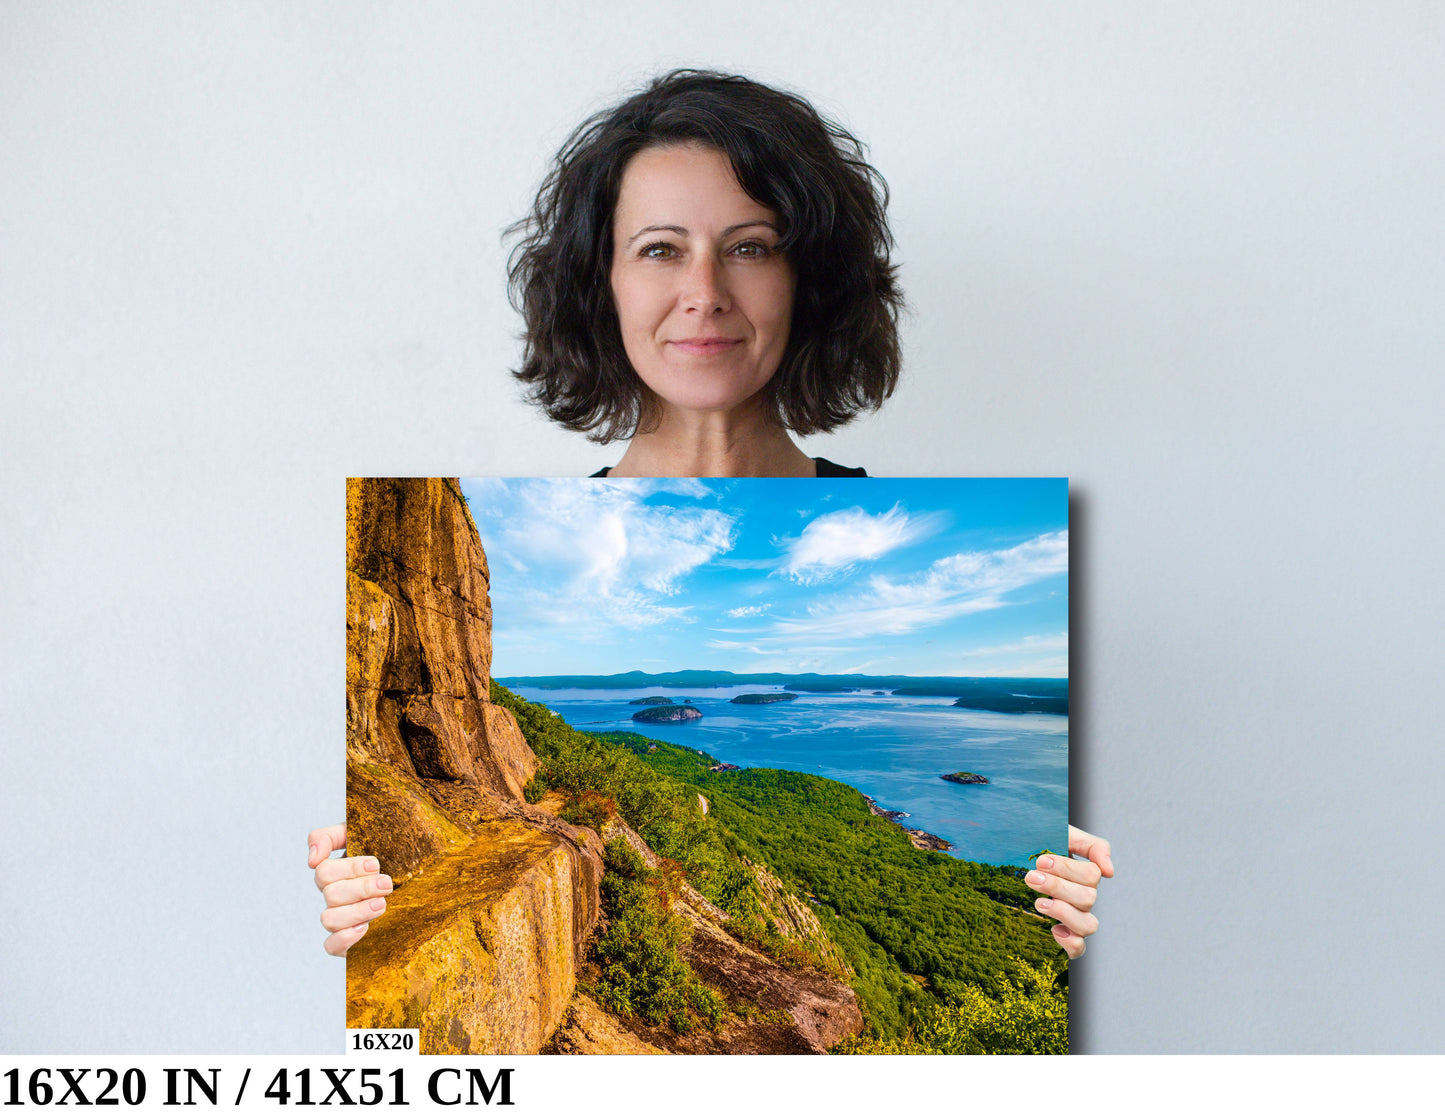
[647,379,774,423]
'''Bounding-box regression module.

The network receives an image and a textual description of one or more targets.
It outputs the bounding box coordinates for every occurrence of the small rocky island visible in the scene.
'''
[730,692,798,705]
[632,704,703,724]
[941,771,989,785]
[629,695,675,706]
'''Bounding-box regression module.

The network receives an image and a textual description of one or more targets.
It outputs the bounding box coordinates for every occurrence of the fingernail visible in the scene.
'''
[377,875,393,892]
[1026,871,1046,887]
[364,858,380,873]
[309,845,318,863]
[370,898,386,913]
[1036,897,1053,911]
[1037,855,1054,870]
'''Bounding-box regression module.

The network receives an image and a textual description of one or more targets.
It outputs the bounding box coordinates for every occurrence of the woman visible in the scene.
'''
[312,69,1112,959]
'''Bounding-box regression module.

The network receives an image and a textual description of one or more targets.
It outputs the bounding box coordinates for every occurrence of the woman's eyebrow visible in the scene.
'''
[622,220,779,247]
[624,224,686,247]
[722,220,779,237]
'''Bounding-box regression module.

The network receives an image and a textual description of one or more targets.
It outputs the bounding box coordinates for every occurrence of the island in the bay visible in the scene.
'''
[629,695,675,706]
[730,692,798,705]
[632,703,703,724]
[942,771,989,785]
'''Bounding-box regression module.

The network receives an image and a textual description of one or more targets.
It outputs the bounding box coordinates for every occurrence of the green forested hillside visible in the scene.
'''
[491,684,1066,1050]
[602,731,1060,1036]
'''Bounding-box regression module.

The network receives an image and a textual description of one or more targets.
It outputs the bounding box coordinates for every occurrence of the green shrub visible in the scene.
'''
[833,957,1068,1055]
[587,839,724,1035]
[559,790,615,831]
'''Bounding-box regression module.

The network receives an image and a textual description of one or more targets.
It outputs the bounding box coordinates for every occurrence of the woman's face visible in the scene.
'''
[609,143,795,420]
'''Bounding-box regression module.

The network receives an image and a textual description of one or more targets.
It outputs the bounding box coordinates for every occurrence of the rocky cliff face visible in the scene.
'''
[345,477,860,1055]
[345,478,603,1052]
[751,860,852,978]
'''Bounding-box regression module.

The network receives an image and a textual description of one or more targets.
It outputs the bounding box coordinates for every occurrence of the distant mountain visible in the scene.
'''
[496,671,1068,716]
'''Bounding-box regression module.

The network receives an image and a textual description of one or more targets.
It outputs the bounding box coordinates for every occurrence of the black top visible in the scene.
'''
[591,457,866,478]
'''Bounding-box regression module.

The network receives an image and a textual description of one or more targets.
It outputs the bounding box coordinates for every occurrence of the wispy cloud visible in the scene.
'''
[776,504,939,584]
[713,556,779,570]
[959,633,1069,658]
[703,637,857,672]
[724,603,772,618]
[634,477,714,500]
[473,479,736,630]
[836,659,890,674]
[704,638,769,655]
[465,476,1068,678]
[768,530,1068,641]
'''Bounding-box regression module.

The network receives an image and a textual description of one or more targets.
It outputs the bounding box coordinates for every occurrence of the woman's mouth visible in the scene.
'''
[668,337,743,355]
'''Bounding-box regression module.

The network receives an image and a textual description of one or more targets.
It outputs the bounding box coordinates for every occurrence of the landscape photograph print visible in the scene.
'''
[344,476,1069,1054]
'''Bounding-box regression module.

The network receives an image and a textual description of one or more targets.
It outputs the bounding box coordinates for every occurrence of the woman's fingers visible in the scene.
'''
[1034,895,1098,939]
[309,823,389,959]
[1037,852,1103,887]
[1030,839,1111,958]
[321,868,393,908]
[324,921,370,958]
[1025,855,1100,911]
[315,854,381,891]
[321,895,388,934]
[1050,922,1087,960]
[308,824,347,870]
[1067,825,1114,878]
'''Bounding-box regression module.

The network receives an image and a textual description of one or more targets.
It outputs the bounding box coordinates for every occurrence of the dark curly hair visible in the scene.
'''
[507,69,903,443]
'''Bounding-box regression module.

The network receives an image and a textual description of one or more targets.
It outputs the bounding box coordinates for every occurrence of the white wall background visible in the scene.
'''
[3,2,1443,1054]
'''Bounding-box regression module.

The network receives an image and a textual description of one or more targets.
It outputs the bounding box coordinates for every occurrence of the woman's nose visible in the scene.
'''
[680,255,731,314]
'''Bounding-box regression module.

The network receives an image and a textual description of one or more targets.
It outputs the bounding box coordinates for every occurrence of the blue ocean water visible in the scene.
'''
[511,685,1068,868]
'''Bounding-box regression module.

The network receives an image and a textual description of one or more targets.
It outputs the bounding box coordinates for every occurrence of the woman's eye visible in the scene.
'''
[731,241,770,258]
[639,242,676,259]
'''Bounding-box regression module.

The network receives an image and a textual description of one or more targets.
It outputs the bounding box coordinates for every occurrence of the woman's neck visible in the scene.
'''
[607,400,816,478]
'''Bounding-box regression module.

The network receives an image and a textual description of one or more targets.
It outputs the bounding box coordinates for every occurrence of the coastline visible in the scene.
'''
[863,794,952,852]
[516,685,1066,866]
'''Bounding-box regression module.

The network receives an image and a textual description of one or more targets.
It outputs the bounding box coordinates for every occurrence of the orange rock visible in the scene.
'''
[345,479,600,1047]
[346,824,600,1054]
[344,477,862,1055]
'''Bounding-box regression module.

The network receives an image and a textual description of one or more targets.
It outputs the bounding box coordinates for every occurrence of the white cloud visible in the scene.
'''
[476,479,736,630]
[959,633,1069,658]
[768,530,1068,641]
[704,638,857,672]
[704,638,768,655]
[777,504,937,584]
[724,603,772,618]
[630,477,714,500]
[835,659,890,674]
[713,556,779,570]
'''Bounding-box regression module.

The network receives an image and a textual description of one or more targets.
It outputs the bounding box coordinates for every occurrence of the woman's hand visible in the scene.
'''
[308,824,393,957]
[1026,825,1114,960]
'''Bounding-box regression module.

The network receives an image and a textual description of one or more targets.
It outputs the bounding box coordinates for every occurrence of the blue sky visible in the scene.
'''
[459,477,1068,678]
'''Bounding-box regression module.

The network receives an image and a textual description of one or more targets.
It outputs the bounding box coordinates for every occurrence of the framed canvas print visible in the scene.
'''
[344,476,1068,1054]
